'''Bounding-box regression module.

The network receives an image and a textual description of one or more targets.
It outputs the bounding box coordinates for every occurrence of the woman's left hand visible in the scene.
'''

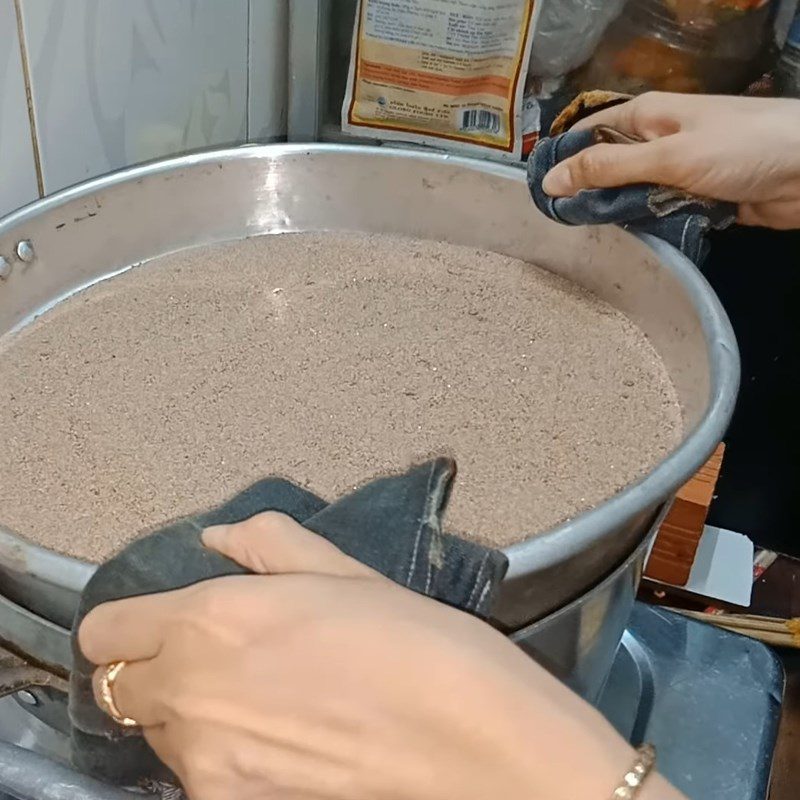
[80,512,672,800]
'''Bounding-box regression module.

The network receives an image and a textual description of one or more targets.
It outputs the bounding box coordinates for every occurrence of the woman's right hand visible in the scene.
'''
[542,93,800,230]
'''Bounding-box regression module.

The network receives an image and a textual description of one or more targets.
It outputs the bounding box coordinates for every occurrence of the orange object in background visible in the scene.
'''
[666,0,768,24]
[613,37,703,93]
[645,443,726,586]
[574,0,774,96]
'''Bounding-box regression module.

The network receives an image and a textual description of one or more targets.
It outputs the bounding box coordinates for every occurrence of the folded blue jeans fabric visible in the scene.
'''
[527,126,737,263]
[69,458,508,790]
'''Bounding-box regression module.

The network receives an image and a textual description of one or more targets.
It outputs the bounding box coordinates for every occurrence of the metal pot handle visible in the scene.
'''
[0,650,183,798]
[0,646,68,699]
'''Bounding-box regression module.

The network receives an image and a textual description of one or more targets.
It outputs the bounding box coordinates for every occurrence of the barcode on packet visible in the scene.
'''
[459,108,501,134]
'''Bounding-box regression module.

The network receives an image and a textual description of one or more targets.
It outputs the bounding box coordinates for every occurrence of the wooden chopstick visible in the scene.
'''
[666,608,800,649]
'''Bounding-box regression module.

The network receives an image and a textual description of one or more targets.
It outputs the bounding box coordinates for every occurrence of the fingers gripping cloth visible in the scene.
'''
[69,458,508,791]
[528,91,736,264]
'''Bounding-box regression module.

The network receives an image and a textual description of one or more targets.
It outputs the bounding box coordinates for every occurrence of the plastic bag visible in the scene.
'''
[528,0,629,78]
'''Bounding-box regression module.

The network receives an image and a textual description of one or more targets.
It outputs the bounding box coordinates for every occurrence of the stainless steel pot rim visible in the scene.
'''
[0,143,740,593]
[0,500,661,675]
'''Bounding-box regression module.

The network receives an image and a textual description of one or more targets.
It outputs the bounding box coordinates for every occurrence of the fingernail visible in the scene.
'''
[542,166,573,197]
[201,525,228,549]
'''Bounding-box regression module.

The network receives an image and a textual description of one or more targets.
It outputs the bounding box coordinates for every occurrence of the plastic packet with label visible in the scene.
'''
[342,0,536,160]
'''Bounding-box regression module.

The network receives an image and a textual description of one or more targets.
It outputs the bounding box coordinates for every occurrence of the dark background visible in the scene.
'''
[702,225,799,556]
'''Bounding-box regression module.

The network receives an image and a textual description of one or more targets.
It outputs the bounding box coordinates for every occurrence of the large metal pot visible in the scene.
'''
[0,144,738,693]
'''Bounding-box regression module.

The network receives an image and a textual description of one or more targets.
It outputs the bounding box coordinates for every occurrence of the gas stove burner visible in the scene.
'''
[0,604,783,800]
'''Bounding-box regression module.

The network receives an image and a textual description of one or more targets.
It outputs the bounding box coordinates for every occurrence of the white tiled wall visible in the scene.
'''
[0,0,39,218]
[250,0,289,141]
[0,0,288,214]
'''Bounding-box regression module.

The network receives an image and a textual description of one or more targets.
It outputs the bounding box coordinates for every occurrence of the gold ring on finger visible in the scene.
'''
[99,661,139,728]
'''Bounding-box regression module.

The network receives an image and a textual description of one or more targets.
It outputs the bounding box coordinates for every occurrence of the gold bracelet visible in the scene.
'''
[611,744,657,799]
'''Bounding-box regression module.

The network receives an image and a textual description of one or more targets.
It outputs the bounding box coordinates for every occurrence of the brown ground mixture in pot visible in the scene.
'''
[0,232,682,561]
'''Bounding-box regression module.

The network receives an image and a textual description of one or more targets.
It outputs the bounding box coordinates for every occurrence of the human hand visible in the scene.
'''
[542,93,800,230]
[80,512,683,800]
